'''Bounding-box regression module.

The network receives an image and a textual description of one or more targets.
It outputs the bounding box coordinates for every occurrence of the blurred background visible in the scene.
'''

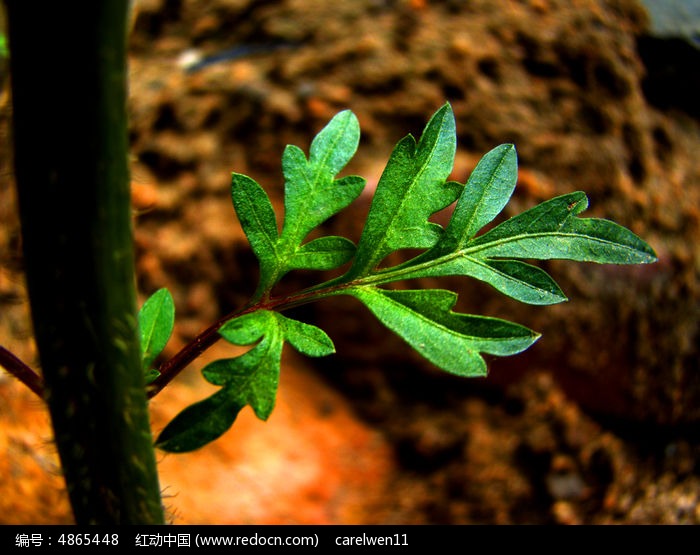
[0,0,699,524]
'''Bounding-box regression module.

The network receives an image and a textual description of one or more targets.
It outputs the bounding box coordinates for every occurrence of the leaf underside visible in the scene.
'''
[349,287,540,377]
[155,310,334,452]
[158,102,657,452]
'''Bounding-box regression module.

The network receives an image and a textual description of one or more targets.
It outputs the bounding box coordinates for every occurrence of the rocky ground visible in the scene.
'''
[1,0,699,524]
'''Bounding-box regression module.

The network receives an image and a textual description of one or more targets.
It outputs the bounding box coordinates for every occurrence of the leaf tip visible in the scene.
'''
[641,243,659,264]
[439,100,454,114]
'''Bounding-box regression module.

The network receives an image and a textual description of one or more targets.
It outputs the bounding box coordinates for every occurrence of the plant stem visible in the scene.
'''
[4,1,164,524]
[0,346,44,399]
[149,281,351,398]
[148,315,231,399]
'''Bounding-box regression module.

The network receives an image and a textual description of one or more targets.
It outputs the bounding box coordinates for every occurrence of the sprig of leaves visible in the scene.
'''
[146,102,656,452]
[231,109,365,300]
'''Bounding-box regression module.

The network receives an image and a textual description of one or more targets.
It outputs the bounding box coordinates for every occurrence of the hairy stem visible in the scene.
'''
[5,1,164,524]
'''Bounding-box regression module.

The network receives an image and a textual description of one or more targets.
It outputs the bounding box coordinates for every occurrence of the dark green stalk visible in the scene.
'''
[4,1,164,524]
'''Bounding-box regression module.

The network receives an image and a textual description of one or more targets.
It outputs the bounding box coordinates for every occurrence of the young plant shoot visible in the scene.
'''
[142,102,656,452]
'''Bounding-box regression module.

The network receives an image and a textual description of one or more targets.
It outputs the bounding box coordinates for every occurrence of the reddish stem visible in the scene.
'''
[0,345,44,399]
[147,280,351,399]
[146,315,228,398]
[147,301,266,398]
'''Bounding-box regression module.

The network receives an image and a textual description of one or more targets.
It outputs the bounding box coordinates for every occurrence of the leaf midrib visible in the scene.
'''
[242,183,280,262]
[361,123,444,272]
[463,229,648,257]
[347,229,651,290]
[457,147,512,246]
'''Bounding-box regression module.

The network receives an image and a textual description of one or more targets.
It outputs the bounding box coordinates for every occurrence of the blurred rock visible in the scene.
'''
[638,0,700,118]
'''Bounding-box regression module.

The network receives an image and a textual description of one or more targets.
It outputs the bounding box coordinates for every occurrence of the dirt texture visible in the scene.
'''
[1,0,699,524]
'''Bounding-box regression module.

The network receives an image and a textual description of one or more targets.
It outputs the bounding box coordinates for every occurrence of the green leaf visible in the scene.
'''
[138,288,174,370]
[289,236,356,271]
[232,111,365,297]
[155,388,244,453]
[280,153,364,250]
[394,257,567,305]
[277,313,335,357]
[200,343,269,388]
[349,287,539,377]
[0,33,8,59]
[470,259,566,304]
[278,110,364,265]
[144,368,161,385]
[439,143,517,252]
[231,173,280,292]
[346,103,462,278]
[209,311,283,419]
[466,192,658,264]
[210,311,333,417]
[218,309,274,345]
[210,332,283,421]
[157,315,283,453]
[309,109,361,175]
[157,309,336,452]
